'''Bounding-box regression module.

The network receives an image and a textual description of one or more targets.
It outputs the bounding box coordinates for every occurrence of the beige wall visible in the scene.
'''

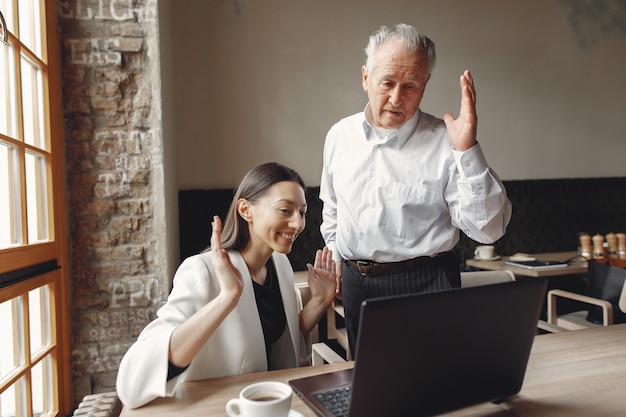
[161,0,626,189]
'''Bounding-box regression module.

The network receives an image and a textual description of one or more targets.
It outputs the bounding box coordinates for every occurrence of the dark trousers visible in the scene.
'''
[341,251,461,357]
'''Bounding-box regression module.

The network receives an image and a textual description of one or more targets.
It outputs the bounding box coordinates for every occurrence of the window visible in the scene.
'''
[0,1,70,416]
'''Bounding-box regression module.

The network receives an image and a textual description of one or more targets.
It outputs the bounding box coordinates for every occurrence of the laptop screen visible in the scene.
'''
[291,278,548,417]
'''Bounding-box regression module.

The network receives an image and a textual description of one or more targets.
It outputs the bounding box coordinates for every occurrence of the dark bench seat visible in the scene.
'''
[179,177,626,271]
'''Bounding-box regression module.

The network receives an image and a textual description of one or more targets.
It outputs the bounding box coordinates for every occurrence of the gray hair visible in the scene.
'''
[364,23,436,74]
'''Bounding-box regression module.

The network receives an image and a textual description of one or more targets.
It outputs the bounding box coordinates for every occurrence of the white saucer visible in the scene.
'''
[474,255,501,261]
[289,410,305,417]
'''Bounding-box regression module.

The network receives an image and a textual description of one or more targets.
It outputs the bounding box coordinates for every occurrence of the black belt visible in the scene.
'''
[346,253,445,276]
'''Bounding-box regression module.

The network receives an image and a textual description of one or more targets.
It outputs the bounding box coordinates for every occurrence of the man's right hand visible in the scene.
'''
[334,260,343,301]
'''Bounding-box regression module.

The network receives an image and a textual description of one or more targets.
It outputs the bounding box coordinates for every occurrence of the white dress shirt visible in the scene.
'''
[320,106,512,263]
[116,251,309,409]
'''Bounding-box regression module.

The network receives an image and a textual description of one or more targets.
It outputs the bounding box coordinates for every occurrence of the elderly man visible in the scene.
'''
[320,23,512,355]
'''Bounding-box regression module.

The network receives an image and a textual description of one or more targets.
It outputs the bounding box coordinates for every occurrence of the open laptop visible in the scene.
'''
[290,278,548,417]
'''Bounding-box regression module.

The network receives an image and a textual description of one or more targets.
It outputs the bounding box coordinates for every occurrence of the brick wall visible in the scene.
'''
[57,0,167,404]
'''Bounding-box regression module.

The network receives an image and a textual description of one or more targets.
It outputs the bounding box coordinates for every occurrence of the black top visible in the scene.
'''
[252,258,287,368]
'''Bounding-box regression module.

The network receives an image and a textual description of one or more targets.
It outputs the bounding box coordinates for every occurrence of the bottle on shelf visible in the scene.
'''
[592,234,606,259]
[579,233,592,260]
[617,233,626,260]
[606,232,618,259]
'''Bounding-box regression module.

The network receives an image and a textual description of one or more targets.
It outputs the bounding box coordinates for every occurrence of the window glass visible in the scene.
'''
[0,0,69,413]
[32,356,54,415]
[0,141,22,248]
[0,143,12,247]
[0,39,17,138]
[29,285,44,352]
[25,150,49,243]
[0,381,17,417]
[17,0,41,56]
[21,53,45,149]
[0,0,15,34]
[1,280,57,416]
[0,297,20,378]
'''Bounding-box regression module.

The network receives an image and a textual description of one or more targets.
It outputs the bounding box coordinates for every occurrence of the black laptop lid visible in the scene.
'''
[348,278,548,417]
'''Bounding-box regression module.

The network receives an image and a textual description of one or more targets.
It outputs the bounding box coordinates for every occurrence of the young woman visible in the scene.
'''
[116,162,336,408]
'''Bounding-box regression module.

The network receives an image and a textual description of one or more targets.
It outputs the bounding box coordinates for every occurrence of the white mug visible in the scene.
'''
[226,381,292,417]
[474,245,495,259]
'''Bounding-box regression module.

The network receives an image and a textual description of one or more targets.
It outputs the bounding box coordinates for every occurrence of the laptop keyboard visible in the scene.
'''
[313,386,352,417]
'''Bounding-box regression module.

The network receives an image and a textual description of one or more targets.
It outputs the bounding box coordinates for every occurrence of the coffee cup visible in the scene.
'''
[474,245,495,259]
[226,381,292,417]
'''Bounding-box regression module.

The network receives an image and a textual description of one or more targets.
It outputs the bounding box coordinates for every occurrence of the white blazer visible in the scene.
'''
[116,251,309,409]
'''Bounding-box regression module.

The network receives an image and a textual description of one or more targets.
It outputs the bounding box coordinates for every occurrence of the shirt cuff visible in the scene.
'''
[327,242,342,262]
[452,142,489,179]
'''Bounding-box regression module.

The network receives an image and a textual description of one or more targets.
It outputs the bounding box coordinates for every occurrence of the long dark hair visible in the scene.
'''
[217,162,305,252]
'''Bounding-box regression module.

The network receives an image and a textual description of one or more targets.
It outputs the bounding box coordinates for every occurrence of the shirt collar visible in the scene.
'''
[362,103,421,148]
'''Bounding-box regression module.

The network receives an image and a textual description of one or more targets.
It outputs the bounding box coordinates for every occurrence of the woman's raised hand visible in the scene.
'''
[167,216,244,367]
[210,216,244,299]
[306,247,337,306]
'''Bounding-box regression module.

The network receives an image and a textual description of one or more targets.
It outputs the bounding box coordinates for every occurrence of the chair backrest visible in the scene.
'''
[586,260,626,324]
[611,260,626,313]
[460,270,516,288]
[294,283,319,343]
[609,260,626,313]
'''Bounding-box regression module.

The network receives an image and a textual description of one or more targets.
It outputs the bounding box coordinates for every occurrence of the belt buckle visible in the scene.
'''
[356,260,375,275]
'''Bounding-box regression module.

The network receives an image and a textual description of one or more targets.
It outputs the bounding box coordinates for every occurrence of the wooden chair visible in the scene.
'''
[294,271,351,362]
[294,281,346,365]
[542,290,615,331]
[326,304,350,360]
[540,281,626,332]
[539,260,626,332]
